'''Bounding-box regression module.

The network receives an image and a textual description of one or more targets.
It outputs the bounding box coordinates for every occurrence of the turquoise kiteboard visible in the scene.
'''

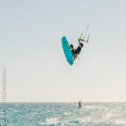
[61,36,74,65]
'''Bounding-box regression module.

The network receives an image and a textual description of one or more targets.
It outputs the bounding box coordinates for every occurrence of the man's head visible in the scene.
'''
[70,44,74,49]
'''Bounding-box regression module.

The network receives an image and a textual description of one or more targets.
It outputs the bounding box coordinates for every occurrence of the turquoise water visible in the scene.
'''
[0,103,126,126]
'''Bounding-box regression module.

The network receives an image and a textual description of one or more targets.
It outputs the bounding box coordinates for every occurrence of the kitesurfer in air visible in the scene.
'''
[70,36,89,60]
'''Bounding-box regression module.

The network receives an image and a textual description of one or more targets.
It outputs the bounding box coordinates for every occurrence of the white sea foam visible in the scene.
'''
[3,103,126,126]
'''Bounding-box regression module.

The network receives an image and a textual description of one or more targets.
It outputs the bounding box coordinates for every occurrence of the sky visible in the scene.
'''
[0,0,126,102]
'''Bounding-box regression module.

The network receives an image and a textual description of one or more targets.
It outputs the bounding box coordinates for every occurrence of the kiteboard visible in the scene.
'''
[61,36,74,65]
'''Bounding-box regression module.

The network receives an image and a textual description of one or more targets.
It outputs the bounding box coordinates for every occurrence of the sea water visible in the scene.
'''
[0,102,126,126]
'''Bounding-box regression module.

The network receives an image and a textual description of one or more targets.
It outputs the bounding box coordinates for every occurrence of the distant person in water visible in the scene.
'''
[70,36,88,60]
[78,101,82,108]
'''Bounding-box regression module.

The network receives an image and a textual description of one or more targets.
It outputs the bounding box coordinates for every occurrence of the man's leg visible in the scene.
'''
[74,53,78,60]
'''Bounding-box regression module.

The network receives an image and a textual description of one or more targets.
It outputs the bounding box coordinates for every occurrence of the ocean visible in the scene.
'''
[0,102,126,126]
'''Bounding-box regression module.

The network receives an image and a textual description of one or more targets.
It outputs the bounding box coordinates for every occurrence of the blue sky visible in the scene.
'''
[0,0,126,102]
